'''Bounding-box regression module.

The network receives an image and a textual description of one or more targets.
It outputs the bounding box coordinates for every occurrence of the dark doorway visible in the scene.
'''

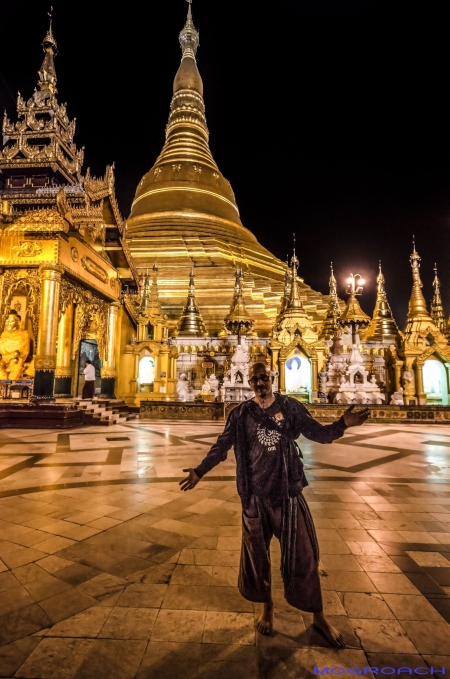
[77,340,101,397]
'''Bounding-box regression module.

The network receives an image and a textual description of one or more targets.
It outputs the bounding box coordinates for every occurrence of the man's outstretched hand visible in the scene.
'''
[343,404,370,428]
[179,468,200,492]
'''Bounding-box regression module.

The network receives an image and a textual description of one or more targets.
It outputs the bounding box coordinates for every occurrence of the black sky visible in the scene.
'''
[1,0,449,327]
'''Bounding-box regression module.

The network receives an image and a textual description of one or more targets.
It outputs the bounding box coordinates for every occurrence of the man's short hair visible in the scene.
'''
[249,361,269,374]
[85,360,92,365]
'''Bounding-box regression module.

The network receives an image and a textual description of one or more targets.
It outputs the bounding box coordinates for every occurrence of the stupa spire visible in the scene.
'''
[37,7,58,96]
[407,237,431,320]
[319,263,341,340]
[286,235,303,311]
[224,265,255,337]
[173,269,208,337]
[365,261,399,342]
[179,0,199,60]
[431,263,446,333]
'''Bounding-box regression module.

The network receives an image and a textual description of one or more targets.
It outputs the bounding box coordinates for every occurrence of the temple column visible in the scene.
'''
[34,264,64,399]
[101,302,120,397]
[54,300,74,397]
[394,360,403,391]
[279,357,286,392]
[155,345,170,395]
[167,349,177,397]
[311,357,318,401]
[415,359,426,405]
[271,347,280,374]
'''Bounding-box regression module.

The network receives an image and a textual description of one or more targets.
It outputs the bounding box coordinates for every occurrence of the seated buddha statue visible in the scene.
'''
[0,310,30,364]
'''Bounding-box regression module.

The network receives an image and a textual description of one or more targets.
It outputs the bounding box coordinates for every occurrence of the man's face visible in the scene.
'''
[249,365,273,399]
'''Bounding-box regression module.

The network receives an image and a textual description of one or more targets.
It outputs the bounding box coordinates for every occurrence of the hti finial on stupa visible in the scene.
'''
[224,265,255,337]
[319,262,342,340]
[173,268,208,337]
[179,0,199,60]
[278,255,292,319]
[37,7,58,95]
[431,263,446,333]
[365,261,399,342]
[407,237,430,319]
[286,234,303,311]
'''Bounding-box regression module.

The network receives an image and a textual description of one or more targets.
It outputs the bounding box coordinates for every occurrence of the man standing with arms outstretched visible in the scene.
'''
[180,362,369,646]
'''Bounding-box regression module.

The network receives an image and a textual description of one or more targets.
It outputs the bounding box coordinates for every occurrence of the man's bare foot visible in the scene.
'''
[256,601,273,635]
[313,611,345,648]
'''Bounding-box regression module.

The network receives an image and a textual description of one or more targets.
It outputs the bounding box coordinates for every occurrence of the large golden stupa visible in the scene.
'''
[126,3,329,335]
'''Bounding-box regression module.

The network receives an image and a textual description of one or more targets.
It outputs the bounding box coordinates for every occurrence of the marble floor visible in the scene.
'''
[0,420,449,678]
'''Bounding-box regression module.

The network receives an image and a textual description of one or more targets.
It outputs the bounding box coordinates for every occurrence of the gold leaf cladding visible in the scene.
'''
[5,208,67,233]
[11,241,43,258]
[80,256,107,283]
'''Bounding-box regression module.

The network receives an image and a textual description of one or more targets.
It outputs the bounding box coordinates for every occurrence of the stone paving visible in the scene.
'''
[0,421,449,678]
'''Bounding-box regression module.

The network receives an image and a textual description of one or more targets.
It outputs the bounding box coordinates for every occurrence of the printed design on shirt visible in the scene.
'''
[256,423,281,451]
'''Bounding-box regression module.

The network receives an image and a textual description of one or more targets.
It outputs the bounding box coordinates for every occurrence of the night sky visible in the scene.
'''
[1,0,449,327]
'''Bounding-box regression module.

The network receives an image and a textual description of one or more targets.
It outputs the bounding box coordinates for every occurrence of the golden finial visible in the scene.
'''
[173,267,208,337]
[179,0,199,60]
[407,237,430,319]
[37,7,57,94]
[287,234,302,310]
[366,260,399,342]
[319,261,341,339]
[431,263,446,333]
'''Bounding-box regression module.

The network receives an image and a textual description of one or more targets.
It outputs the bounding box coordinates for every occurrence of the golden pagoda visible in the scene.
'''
[125,2,329,335]
[224,266,256,337]
[400,240,450,404]
[365,262,399,343]
[319,263,342,340]
[172,269,208,337]
[431,264,446,334]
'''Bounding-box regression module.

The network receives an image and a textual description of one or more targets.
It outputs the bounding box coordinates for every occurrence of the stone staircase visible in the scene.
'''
[74,398,138,426]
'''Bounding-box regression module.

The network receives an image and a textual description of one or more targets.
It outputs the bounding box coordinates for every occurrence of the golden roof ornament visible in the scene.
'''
[286,235,304,312]
[172,269,208,337]
[431,263,446,333]
[365,261,399,342]
[277,256,291,320]
[224,265,256,337]
[407,236,432,320]
[37,7,58,97]
[319,262,341,340]
[179,0,199,60]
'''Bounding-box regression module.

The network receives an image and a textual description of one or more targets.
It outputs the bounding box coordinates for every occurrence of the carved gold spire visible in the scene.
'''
[319,263,341,340]
[37,8,58,97]
[277,257,291,319]
[224,266,256,337]
[431,263,446,333]
[407,237,432,320]
[286,236,304,312]
[172,269,208,337]
[179,0,199,60]
[365,262,399,342]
